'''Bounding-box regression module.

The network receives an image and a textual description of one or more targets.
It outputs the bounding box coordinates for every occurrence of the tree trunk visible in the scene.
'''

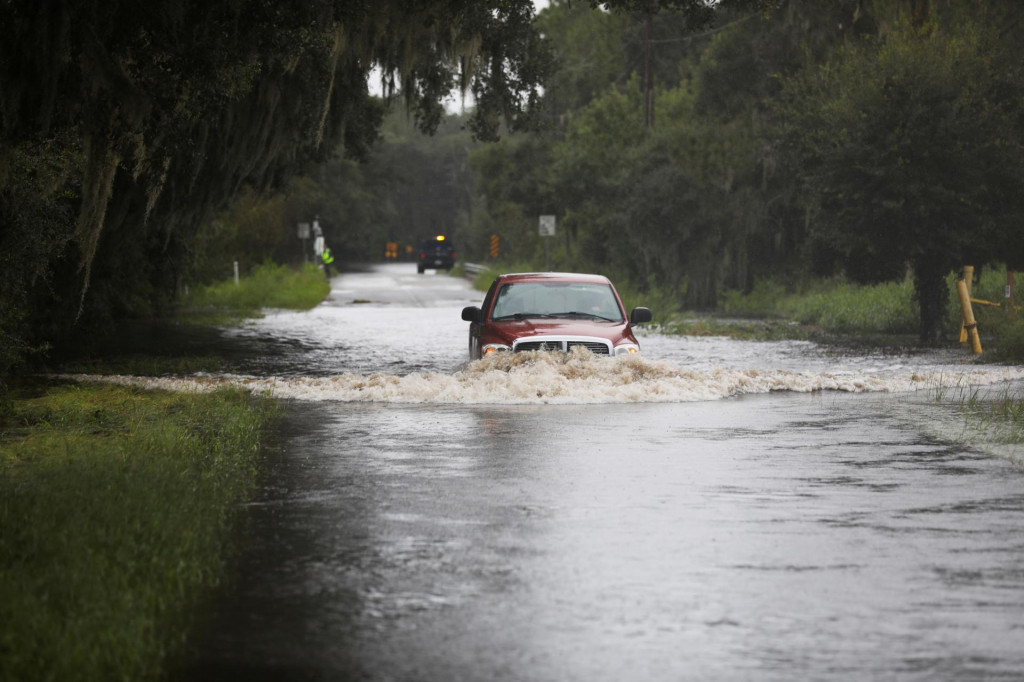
[913,259,947,343]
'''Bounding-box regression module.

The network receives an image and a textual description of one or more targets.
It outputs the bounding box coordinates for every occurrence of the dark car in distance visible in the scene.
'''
[418,235,456,273]
[461,272,652,360]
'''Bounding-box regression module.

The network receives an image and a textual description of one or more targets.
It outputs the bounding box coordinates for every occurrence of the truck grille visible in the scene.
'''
[514,340,611,355]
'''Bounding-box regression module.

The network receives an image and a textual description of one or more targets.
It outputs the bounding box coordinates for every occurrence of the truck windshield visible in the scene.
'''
[490,282,624,322]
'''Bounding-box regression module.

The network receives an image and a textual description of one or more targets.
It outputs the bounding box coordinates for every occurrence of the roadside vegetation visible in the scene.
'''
[0,263,323,682]
[0,382,276,682]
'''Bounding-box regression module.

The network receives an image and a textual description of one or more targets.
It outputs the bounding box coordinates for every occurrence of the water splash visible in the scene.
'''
[61,349,1024,405]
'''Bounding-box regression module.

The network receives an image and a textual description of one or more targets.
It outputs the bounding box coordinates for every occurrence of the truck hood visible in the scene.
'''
[487,318,635,347]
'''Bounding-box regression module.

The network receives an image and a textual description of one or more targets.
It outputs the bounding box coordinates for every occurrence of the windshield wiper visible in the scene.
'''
[550,311,618,322]
[492,312,559,321]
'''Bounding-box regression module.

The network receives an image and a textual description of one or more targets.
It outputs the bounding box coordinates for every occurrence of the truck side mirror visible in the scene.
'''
[629,307,652,325]
[462,306,483,323]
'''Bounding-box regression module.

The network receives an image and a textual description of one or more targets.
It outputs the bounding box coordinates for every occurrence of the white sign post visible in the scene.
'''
[297,222,311,261]
[539,215,556,270]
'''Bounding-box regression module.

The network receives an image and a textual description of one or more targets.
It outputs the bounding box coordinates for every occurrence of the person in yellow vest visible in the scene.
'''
[321,245,336,279]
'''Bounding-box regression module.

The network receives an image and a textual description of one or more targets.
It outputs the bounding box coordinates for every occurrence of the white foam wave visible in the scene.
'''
[61,350,1024,405]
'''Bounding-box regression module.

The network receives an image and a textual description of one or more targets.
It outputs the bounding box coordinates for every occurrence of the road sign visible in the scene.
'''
[539,215,556,237]
[490,234,499,259]
[297,222,311,239]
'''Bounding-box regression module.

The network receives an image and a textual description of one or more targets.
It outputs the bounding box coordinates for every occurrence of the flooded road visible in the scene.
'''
[177,264,1024,681]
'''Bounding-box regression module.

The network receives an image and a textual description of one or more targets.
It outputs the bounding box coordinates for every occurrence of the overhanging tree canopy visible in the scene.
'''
[0,0,552,372]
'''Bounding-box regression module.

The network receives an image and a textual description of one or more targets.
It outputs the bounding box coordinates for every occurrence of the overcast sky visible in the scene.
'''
[374,2,552,113]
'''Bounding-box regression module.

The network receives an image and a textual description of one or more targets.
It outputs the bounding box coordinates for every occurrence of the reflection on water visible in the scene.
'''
[183,395,1024,682]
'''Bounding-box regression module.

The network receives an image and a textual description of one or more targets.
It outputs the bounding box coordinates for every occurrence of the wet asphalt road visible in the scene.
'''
[181,264,1024,681]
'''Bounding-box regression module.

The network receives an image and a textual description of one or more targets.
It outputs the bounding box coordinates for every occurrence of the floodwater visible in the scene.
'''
[151,264,1024,681]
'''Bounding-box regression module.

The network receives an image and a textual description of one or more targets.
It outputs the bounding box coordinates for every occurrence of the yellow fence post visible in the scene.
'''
[959,265,974,344]
[956,278,983,355]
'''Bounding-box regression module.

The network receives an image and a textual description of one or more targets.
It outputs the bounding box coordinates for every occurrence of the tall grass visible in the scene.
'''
[937,383,1024,448]
[182,262,329,323]
[779,278,920,335]
[0,382,276,682]
[718,277,920,335]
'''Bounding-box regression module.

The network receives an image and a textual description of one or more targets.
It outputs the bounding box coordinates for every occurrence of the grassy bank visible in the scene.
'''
[0,382,276,682]
[180,261,330,325]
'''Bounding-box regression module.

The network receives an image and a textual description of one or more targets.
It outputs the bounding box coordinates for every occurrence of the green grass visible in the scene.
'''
[658,277,921,342]
[0,381,277,682]
[180,262,329,324]
[773,277,919,335]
